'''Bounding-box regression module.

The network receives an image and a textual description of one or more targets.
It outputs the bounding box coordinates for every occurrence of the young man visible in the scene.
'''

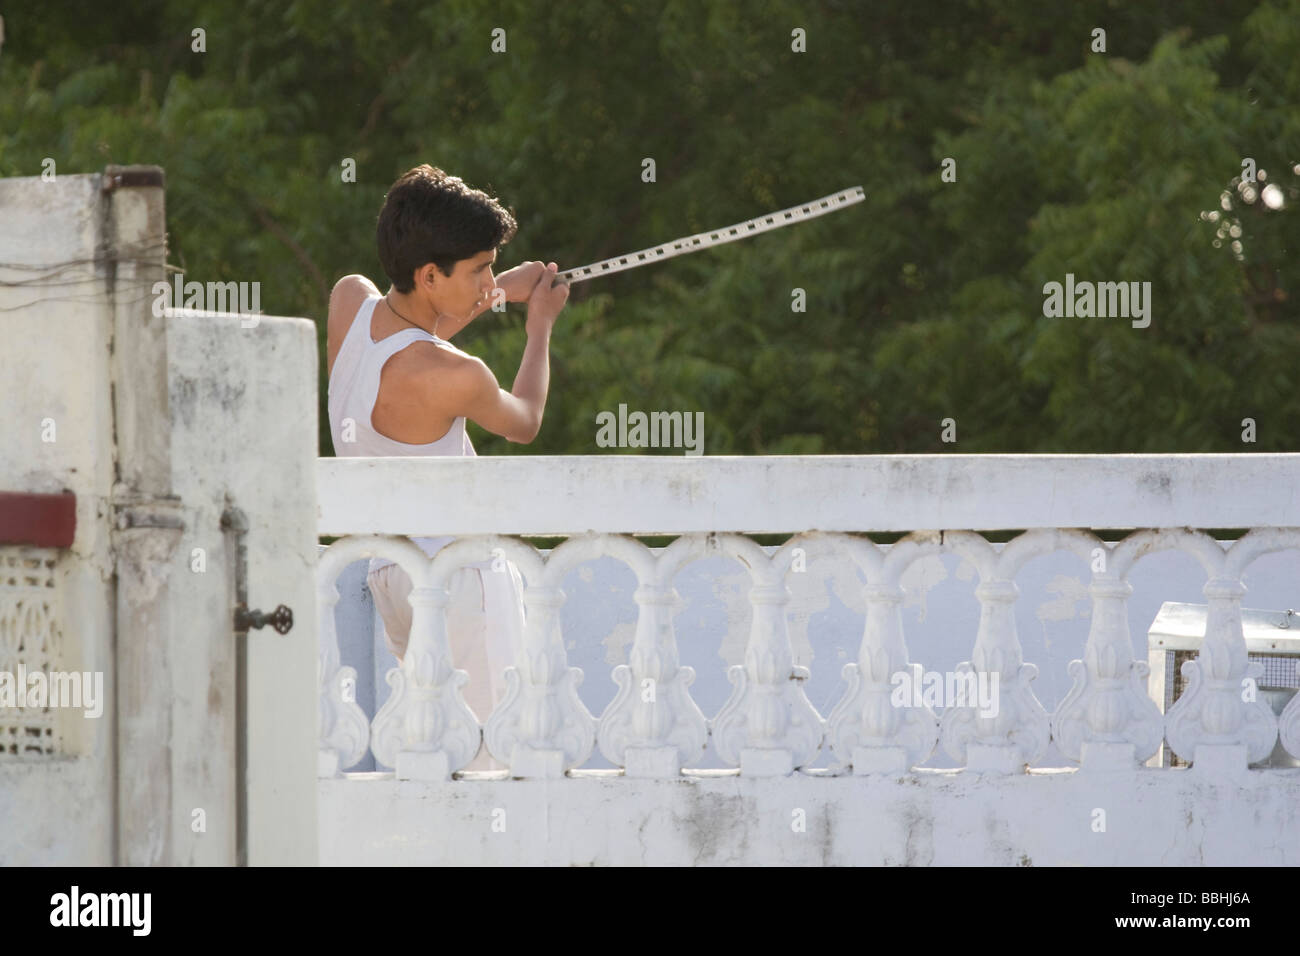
[326,165,569,770]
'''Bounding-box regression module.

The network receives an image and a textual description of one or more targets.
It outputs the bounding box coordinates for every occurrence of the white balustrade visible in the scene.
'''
[315,455,1300,778]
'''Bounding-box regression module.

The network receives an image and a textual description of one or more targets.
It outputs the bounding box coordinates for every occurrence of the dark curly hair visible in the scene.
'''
[376,165,518,293]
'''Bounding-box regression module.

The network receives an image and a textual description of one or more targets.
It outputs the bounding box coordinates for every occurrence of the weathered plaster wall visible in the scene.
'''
[321,767,1300,866]
[0,173,117,864]
[167,310,320,865]
[1,170,320,864]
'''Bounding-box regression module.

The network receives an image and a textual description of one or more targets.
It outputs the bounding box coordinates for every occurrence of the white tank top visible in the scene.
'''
[327,293,487,575]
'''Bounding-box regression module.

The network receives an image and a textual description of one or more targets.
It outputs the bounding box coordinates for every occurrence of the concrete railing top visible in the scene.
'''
[317,453,1300,536]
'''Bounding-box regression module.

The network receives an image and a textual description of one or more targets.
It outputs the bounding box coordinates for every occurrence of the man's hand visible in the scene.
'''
[525,262,569,337]
[495,260,547,303]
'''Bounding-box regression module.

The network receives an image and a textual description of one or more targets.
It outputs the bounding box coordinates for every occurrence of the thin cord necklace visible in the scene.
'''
[384,292,440,338]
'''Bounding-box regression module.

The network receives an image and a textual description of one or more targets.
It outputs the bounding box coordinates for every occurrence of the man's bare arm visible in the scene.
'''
[440,263,569,443]
[444,353,546,444]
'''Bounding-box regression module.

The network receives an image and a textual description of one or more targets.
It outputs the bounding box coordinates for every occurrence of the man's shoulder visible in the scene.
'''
[395,341,491,403]
[327,274,378,334]
[331,273,379,301]
[392,343,495,423]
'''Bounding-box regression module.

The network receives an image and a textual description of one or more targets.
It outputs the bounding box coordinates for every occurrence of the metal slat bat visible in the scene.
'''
[556,185,865,284]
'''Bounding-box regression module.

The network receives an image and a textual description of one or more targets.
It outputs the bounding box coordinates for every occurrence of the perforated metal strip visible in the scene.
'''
[557,186,865,284]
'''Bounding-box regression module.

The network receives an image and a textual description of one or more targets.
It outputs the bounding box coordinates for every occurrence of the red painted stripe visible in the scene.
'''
[0,491,77,548]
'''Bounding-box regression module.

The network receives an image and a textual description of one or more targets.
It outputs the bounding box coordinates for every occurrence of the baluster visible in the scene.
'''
[939,531,1050,772]
[1166,576,1278,771]
[1280,666,1300,760]
[712,535,823,776]
[485,578,596,777]
[317,573,369,776]
[598,579,708,777]
[316,537,381,777]
[369,545,480,779]
[1053,570,1163,769]
[828,577,939,773]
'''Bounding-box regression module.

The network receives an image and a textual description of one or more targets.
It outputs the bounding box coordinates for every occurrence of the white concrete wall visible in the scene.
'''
[1,169,320,865]
[318,454,1300,536]
[322,768,1300,866]
[167,309,320,865]
[0,173,118,864]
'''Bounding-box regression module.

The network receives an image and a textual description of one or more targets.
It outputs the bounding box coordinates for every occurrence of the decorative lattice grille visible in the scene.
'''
[1256,653,1300,690]
[0,548,63,757]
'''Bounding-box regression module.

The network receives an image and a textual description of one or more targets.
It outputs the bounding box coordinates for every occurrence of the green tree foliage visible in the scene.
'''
[2,1,1295,455]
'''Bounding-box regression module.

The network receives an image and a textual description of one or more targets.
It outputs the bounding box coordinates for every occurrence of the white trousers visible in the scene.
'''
[367,560,526,771]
